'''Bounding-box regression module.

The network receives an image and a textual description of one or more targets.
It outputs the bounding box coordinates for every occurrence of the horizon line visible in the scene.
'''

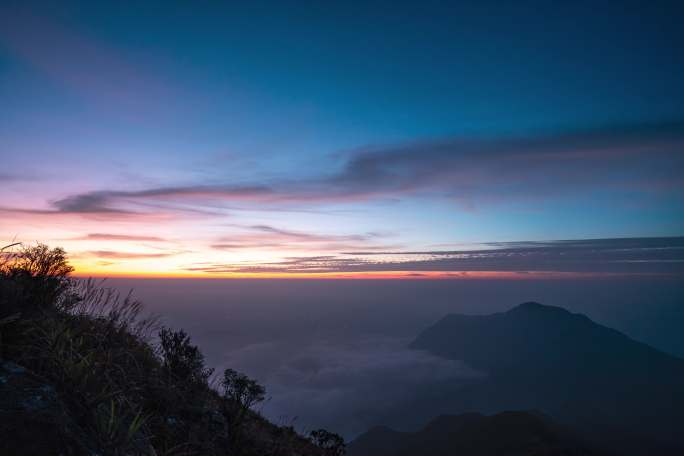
[71,270,682,280]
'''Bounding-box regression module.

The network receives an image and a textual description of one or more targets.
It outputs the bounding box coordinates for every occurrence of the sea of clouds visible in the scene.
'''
[214,336,483,437]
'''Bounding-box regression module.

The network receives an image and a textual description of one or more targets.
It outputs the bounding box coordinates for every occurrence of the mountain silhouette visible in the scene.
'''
[403,302,684,454]
[348,410,601,456]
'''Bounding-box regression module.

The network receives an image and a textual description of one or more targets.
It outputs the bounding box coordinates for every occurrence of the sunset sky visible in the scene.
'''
[1,0,683,277]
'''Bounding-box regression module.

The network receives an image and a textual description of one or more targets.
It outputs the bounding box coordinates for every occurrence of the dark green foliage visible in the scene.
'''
[310,429,346,456]
[221,368,266,411]
[0,243,338,456]
[0,243,77,314]
[159,327,214,387]
[220,368,267,441]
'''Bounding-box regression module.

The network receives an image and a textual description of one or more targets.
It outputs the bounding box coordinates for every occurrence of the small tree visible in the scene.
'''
[220,368,265,449]
[158,327,213,388]
[8,244,74,278]
[310,429,346,456]
[221,368,266,412]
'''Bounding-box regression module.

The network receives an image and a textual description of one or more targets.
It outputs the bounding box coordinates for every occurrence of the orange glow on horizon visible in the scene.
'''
[71,268,673,280]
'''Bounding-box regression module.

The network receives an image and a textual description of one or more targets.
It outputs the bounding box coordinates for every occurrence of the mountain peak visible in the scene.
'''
[411,301,681,376]
[507,301,569,314]
[407,303,684,454]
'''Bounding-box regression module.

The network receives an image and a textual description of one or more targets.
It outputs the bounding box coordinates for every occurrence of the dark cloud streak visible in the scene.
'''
[76,233,167,242]
[188,237,684,275]
[10,121,682,217]
[85,250,180,260]
[211,225,397,252]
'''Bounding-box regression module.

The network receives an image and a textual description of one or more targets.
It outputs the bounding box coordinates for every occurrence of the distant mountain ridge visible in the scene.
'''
[410,302,684,377]
[396,302,684,455]
[348,410,601,456]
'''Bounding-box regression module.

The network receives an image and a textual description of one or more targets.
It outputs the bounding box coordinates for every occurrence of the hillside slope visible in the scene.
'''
[348,410,601,456]
[0,244,339,456]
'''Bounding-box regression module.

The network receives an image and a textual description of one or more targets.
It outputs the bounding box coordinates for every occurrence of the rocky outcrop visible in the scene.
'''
[0,361,91,455]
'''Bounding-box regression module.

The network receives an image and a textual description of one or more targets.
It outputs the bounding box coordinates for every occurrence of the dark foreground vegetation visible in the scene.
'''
[0,244,344,456]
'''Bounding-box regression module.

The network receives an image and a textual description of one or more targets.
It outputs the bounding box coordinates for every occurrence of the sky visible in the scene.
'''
[1,0,683,277]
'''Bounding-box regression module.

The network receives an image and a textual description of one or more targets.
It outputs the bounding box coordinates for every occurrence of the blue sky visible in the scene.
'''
[1,0,683,276]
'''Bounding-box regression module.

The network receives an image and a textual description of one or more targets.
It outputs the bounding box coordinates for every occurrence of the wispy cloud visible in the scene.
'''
[0,173,28,182]
[245,224,373,242]
[186,256,371,274]
[75,233,168,242]
[51,186,274,214]
[187,237,684,275]
[10,121,681,218]
[321,121,684,207]
[85,250,181,260]
[211,225,394,252]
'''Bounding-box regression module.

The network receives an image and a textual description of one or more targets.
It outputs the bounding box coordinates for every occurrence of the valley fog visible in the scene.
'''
[108,277,684,437]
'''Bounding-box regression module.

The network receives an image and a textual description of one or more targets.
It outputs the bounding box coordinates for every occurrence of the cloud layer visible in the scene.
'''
[214,337,482,437]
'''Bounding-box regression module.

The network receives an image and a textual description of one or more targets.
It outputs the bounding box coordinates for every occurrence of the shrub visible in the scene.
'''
[158,327,214,388]
[220,367,266,441]
[1,243,77,312]
[310,429,346,456]
[221,368,266,411]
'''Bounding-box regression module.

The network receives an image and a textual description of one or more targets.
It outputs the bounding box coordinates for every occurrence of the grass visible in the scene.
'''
[0,243,345,456]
